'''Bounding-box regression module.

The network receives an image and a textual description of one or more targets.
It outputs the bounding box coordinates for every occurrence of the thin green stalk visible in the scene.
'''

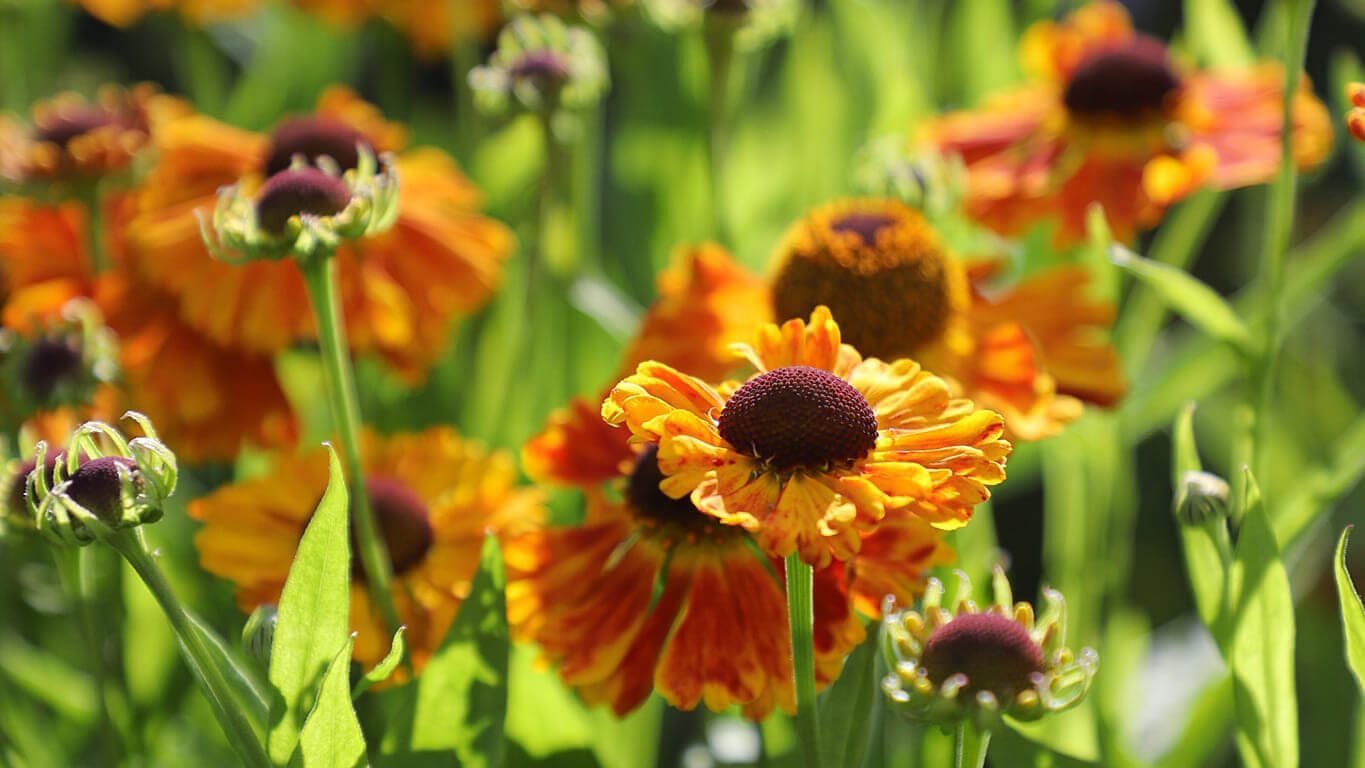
[538,112,578,276]
[0,7,28,113]
[703,19,738,245]
[1252,0,1315,478]
[53,550,117,766]
[108,529,271,768]
[78,548,139,757]
[81,185,108,274]
[299,254,402,639]
[784,552,821,767]
[953,720,991,768]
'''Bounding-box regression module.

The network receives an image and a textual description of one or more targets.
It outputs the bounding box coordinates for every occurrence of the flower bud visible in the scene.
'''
[1174,470,1229,527]
[470,14,609,121]
[242,604,278,669]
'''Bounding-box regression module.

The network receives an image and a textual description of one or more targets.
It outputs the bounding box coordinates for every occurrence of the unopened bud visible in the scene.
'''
[1175,470,1229,526]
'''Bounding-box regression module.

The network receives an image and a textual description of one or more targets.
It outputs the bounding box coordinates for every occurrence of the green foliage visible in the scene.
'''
[268,446,352,764]
[818,623,881,768]
[1336,528,1365,692]
[352,628,407,700]
[1111,247,1252,354]
[1183,0,1256,67]
[297,638,367,768]
[1171,404,1231,638]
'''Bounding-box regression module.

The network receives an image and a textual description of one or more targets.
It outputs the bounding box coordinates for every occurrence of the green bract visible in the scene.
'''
[880,567,1097,729]
[25,411,178,546]
[469,14,608,119]
[198,149,399,264]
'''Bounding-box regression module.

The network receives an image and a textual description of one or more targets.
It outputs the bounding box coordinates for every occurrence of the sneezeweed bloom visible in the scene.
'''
[512,258,953,717]
[470,14,609,122]
[127,87,513,379]
[26,412,177,547]
[0,299,118,428]
[770,199,1125,440]
[917,0,1333,244]
[1348,83,1365,142]
[881,567,1097,728]
[200,151,399,264]
[0,84,185,191]
[603,306,1012,567]
[643,0,799,49]
[190,428,544,672]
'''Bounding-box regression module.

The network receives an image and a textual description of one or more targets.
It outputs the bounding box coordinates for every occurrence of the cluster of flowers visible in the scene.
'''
[0,0,1349,733]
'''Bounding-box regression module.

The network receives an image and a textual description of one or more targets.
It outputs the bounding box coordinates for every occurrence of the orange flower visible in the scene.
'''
[126,86,513,380]
[771,199,1121,441]
[0,195,297,462]
[512,260,952,718]
[1348,82,1365,143]
[918,1,1333,244]
[71,0,259,27]
[191,428,544,672]
[603,306,1010,567]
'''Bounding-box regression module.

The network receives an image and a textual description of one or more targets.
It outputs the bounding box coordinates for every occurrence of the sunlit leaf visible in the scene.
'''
[1111,246,1252,353]
[352,627,407,700]
[1184,0,1256,67]
[1171,404,1230,642]
[1335,527,1365,692]
[1229,470,1298,768]
[268,445,351,764]
[819,625,880,768]
[297,637,366,768]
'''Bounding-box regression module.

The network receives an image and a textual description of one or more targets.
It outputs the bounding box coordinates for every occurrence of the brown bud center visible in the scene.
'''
[255,168,351,235]
[66,456,139,523]
[264,117,371,177]
[352,475,434,580]
[22,337,83,404]
[921,612,1043,698]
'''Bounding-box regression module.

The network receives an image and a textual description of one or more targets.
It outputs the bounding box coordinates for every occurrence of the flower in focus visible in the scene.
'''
[882,567,1097,727]
[1348,83,1365,142]
[917,0,1333,244]
[770,199,1125,440]
[0,84,187,190]
[191,427,544,672]
[126,87,514,380]
[201,150,399,264]
[0,195,299,462]
[470,14,610,119]
[603,305,1011,567]
[511,262,953,717]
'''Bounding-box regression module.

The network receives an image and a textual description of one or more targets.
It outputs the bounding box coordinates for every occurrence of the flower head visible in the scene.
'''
[603,306,1011,567]
[201,149,399,264]
[190,428,544,672]
[770,199,1125,440]
[26,412,178,546]
[470,14,610,120]
[0,299,118,425]
[882,567,1097,727]
[918,0,1333,243]
[1348,82,1365,143]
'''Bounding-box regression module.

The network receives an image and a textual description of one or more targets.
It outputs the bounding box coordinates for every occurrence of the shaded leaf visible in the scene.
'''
[268,445,352,764]
[1171,404,1230,642]
[1229,470,1298,768]
[1184,0,1256,67]
[1336,527,1365,692]
[818,625,881,768]
[352,627,407,700]
[296,637,366,768]
[1111,246,1252,353]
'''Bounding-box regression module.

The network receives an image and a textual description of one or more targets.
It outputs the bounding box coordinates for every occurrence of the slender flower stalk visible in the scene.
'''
[298,252,402,639]
[107,528,272,768]
[955,720,991,768]
[784,552,821,766]
[81,184,108,274]
[703,17,737,244]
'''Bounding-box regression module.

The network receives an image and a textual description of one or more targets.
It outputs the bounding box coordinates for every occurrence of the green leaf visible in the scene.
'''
[1229,470,1298,768]
[1335,527,1365,692]
[1171,404,1231,641]
[268,445,352,764]
[1111,246,1252,353]
[1184,0,1256,67]
[352,628,407,700]
[818,624,881,768]
[185,608,271,735]
[296,637,367,768]
[373,534,507,767]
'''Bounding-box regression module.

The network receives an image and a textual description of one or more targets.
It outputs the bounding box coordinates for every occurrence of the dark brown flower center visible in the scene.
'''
[830,212,896,246]
[921,612,1044,698]
[35,108,117,147]
[717,365,878,471]
[3,455,58,520]
[255,168,351,235]
[66,456,139,523]
[264,117,371,177]
[626,445,718,533]
[509,50,573,82]
[22,337,82,404]
[1062,36,1181,120]
[352,475,434,581]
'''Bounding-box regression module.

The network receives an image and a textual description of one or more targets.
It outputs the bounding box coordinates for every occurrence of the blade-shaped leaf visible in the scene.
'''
[296,637,366,768]
[1229,470,1298,768]
[1185,0,1255,67]
[1335,527,1365,692]
[268,445,352,764]
[1111,246,1252,353]
[352,628,407,700]
[818,624,880,768]
[1172,404,1230,643]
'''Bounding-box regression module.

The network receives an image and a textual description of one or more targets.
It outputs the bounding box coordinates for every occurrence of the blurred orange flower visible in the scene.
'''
[126,87,513,381]
[918,0,1332,243]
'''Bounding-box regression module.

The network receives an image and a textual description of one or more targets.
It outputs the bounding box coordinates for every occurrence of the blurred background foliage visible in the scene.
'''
[0,0,1363,766]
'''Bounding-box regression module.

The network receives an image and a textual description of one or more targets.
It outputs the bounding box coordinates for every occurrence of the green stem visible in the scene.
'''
[299,254,403,639]
[954,721,992,768]
[537,112,577,277]
[108,530,271,768]
[53,550,116,766]
[82,185,108,274]
[784,553,821,767]
[78,548,139,757]
[703,18,738,245]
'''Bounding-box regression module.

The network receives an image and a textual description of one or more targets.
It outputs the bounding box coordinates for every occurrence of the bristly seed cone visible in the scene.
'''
[264,117,371,176]
[255,168,352,235]
[1063,36,1181,120]
[921,612,1043,698]
[718,365,878,471]
[352,476,434,581]
[66,456,140,523]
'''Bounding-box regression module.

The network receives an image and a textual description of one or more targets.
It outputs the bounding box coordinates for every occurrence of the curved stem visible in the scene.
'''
[109,530,271,768]
[785,552,821,767]
[954,721,991,768]
[299,254,403,639]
